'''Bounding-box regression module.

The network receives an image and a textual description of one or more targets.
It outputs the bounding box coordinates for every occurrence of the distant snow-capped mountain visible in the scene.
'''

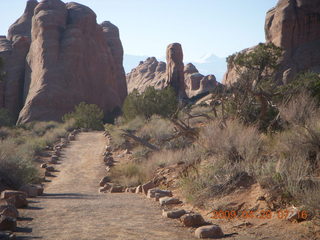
[123,54,227,82]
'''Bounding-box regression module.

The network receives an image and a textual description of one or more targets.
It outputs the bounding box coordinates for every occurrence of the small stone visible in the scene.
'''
[159,197,181,206]
[68,134,75,141]
[147,188,172,199]
[135,185,142,194]
[124,149,131,154]
[0,206,19,219]
[99,176,110,187]
[0,191,27,200]
[162,209,186,219]
[45,170,52,177]
[49,155,59,164]
[99,183,112,193]
[195,225,224,239]
[46,166,55,172]
[180,213,206,227]
[6,195,28,209]
[0,216,16,231]
[0,231,16,240]
[54,149,61,157]
[40,163,47,168]
[142,181,155,195]
[19,184,44,197]
[110,185,124,193]
[105,145,112,152]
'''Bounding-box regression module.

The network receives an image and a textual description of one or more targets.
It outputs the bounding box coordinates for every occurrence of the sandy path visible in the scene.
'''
[16,132,195,240]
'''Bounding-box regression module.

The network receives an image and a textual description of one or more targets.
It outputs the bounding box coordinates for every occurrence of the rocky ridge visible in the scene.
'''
[127,45,219,98]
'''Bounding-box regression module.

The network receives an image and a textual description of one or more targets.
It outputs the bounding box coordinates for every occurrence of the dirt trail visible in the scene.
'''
[17,132,195,240]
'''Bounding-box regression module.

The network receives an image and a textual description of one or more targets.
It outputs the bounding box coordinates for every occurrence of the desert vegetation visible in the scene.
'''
[0,120,75,188]
[0,102,105,189]
[107,43,320,219]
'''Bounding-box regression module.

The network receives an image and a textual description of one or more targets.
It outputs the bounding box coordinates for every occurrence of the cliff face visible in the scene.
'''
[0,0,37,118]
[126,57,167,93]
[0,0,127,123]
[126,44,219,98]
[223,0,320,85]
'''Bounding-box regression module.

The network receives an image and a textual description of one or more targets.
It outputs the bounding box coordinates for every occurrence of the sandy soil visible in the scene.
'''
[16,132,196,240]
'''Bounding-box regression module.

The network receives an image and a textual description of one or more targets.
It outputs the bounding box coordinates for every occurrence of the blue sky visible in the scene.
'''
[0,0,278,62]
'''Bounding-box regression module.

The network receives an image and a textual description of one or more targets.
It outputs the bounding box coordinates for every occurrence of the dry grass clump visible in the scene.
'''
[138,115,174,144]
[0,119,76,188]
[110,162,148,187]
[111,146,202,187]
[180,120,263,205]
[0,139,39,188]
[199,119,262,165]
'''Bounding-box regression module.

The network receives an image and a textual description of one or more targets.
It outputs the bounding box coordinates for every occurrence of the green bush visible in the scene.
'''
[122,87,178,121]
[0,108,14,127]
[280,71,320,103]
[63,102,104,130]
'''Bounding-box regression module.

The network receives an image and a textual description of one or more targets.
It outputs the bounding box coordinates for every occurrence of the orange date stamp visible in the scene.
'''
[210,209,309,220]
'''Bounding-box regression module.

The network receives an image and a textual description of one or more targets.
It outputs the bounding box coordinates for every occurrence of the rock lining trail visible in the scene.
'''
[17,132,195,240]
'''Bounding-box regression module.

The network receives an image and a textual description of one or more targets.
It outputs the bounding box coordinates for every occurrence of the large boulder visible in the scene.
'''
[223,0,320,85]
[17,0,127,123]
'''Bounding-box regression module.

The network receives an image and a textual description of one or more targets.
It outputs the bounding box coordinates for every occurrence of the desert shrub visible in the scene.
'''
[27,121,59,136]
[227,43,282,131]
[63,102,104,130]
[280,71,320,103]
[122,87,178,120]
[279,92,318,126]
[180,120,263,205]
[138,115,174,144]
[0,119,76,188]
[110,162,147,187]
[0,139,39,188]
[199,119,262,165]
[112,146,202,188]
[0,108,14,127]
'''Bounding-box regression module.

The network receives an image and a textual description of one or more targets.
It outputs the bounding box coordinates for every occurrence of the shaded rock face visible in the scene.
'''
[126,57,218,98]
[265,0,320,82]
[0,0,37,118]
[126,57,167,93]
[166,43,187,98]
[184,63,219,98]
[17,0,127,123]
[224,0,320,85]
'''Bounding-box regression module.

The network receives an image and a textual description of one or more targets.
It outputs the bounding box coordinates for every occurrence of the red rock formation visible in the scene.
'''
[166,43,187,98]
[126,60,219,98]
[17,0,127,123]
[224,0,320,85]
[0,0,37,118]
[126,57,167,93]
